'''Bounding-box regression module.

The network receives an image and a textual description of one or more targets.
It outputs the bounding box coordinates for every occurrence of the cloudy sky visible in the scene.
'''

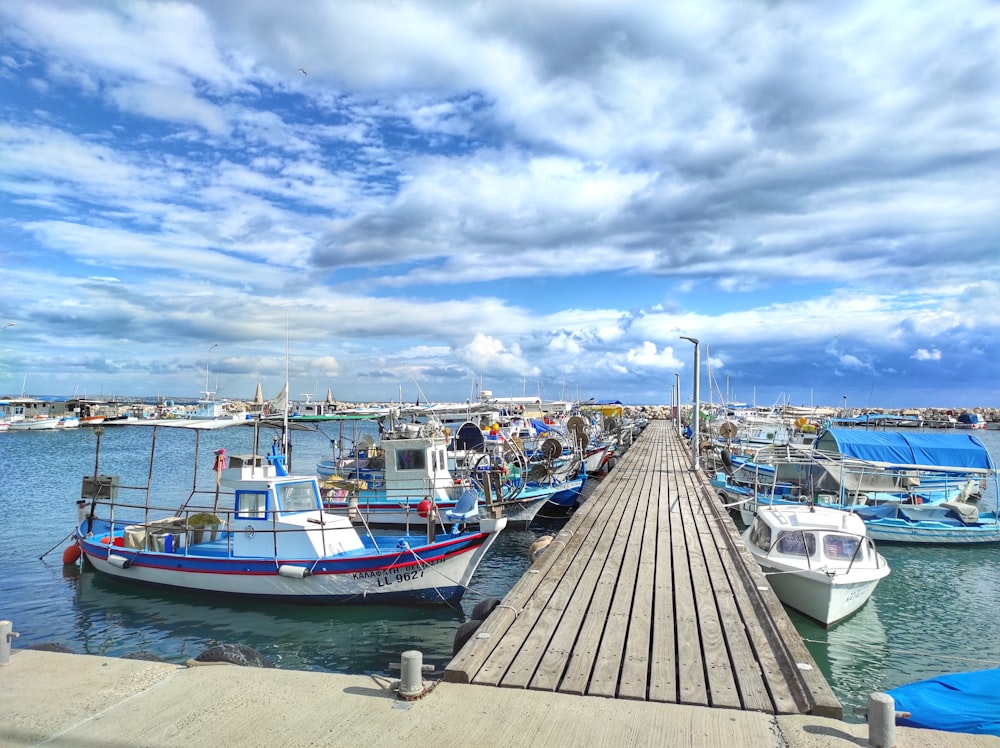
[1,1,998,409]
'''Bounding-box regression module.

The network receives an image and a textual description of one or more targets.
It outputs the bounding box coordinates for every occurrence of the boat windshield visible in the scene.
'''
[823,533,861,560]
[748,518,772,550]
[277,481,321,514]
[776,532,816,557]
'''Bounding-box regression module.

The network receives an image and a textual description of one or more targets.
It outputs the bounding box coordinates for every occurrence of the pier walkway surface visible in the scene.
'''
[447,419,839,717]
[4,648,996,746]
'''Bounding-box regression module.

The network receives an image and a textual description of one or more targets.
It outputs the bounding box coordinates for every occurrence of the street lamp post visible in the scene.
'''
[680,336,700,470]
[674,372,681,437]
[1,322,15,332]
[205,343,219,398]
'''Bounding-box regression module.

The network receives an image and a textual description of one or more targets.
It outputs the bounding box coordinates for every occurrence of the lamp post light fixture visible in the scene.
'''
[1,322,15,332]
[680,336,700,470]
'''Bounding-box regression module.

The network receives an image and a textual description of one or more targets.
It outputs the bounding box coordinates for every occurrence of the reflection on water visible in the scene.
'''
[70,567,466,672]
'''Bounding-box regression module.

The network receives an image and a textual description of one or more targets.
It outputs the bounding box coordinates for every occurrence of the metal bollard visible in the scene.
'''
[1,620,20,666]
[868,692,897,748]
[398,650,424,698]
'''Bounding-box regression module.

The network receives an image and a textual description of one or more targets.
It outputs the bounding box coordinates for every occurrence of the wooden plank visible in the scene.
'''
[690,476,776,713]
[472,486,622,686]
[563,462,646,695]
[616,464,660,699]
[590,442,657,698]
[668,436,708,706]
[676,465,741,709]
[449,447,635,685]
[488,469,636,688]
[648,445,678,703]
[527,472,635,691]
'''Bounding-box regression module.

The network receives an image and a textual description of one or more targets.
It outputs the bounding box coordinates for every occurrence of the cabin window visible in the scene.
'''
[824,534,860,560]
[776,532,816,556]
[277,482,319,514]
[396,448,426,471]
[236,490,269,519]
[748,519,771,550]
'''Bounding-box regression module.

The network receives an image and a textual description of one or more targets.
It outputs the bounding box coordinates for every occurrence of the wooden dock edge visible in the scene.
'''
[695,476,843,719]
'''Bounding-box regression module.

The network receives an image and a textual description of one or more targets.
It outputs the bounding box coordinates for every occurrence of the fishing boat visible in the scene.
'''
[320,417,559,529]
[715,431,1000,543]
[888,666,1000,737]
[816,429,1000,544]
[742,503,890,626]
[72,423,507,605]
[9,416,61,430]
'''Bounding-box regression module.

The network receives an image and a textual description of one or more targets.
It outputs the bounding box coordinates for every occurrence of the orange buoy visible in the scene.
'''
[62,544,82,565]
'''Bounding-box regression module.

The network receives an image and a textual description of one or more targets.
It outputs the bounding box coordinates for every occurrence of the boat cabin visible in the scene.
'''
[220,454,363,558]
[381,433,454,502]
[746,509,873,566]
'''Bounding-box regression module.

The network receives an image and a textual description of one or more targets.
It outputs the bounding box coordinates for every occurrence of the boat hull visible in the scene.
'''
[862,518,1000,544]
[9,418,61,430]
[751,557,887,626]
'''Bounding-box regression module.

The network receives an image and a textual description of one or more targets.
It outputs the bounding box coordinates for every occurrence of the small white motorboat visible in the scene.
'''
[742,503,890,626]
[8,416,61,430]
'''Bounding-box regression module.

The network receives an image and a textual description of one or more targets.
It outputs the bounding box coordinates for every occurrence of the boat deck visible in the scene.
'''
[445,419,842,717]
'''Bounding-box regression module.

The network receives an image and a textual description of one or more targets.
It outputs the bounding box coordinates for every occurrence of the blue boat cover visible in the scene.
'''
[815,429,995,471]
[888,667,1000,737]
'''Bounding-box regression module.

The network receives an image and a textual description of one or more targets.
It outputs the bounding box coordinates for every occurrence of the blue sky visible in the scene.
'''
[1,1,998,409]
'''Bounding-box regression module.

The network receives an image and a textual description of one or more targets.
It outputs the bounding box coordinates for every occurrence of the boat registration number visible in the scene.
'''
[352,558,443,585]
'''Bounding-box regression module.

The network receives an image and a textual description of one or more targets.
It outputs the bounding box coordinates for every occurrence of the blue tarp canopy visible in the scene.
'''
[530,418,554,433]
[889,667,1000,737]
[815,429,996,472]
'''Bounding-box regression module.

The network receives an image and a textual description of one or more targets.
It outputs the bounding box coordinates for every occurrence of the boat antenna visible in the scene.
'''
[406,367,431,406]
[283,312,289,464]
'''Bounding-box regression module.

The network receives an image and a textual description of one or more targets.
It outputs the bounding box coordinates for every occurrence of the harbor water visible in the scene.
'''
[2,422,999,721]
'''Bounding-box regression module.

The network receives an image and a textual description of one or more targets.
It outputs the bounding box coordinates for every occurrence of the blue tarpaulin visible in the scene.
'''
[815,429,995,472]
[889,667,1000,737]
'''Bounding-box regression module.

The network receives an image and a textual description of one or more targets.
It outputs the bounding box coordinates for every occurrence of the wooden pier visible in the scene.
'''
[445,420,842,718]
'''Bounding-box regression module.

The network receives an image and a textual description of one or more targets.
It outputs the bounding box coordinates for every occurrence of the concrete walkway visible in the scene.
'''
[3,650,997,747]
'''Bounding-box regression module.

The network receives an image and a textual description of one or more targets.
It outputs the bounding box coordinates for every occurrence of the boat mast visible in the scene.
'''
[282,314,289,463]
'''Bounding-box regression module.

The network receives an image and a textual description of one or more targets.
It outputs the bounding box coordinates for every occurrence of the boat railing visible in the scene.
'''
[841,535,886,575]
[83,492,423,558]
[763,529,882,574]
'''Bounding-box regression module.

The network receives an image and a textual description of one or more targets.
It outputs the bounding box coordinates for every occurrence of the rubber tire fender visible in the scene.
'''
[452,619,482,656]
